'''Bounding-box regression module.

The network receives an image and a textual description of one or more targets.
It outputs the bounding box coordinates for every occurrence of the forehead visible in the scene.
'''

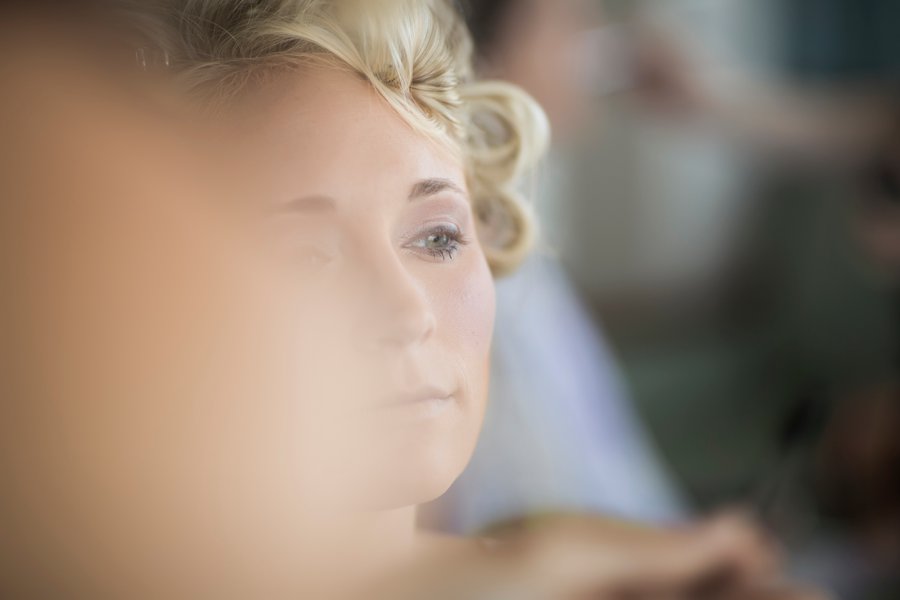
[233,66,466,201]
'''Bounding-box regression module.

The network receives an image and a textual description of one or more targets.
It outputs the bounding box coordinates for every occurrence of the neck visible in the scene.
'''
[347,505,419,566]
[288,505,420,598]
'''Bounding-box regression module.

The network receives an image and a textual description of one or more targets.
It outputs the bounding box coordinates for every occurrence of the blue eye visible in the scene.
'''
[412,225,467,261]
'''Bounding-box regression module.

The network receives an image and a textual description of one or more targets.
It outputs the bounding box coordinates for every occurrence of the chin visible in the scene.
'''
[359,407,482,510]
[402,442,474,505]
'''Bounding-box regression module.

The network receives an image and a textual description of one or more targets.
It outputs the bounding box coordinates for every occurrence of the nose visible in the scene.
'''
[361,253,435,350]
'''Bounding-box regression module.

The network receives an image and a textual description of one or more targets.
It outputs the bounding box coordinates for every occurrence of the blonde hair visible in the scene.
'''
[161,0,549,275]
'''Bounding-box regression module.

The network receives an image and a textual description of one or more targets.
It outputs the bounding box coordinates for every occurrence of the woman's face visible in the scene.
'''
[2,51,494,594]
[228,66,497,508]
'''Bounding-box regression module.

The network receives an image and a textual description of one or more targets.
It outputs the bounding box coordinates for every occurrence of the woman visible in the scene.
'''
[1,1,822,598]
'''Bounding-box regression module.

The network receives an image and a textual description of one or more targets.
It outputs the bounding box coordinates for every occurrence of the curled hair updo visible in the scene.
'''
[160,0,549,275]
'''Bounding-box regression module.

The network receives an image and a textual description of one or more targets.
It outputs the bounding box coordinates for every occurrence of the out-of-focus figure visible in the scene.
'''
[611,1,900,598]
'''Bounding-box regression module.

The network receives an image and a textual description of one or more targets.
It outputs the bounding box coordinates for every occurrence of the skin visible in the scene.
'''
[225,65,497,512]
[0,34,341,598]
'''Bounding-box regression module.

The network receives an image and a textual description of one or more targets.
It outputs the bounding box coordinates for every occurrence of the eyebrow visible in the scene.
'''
[277,179,465,212]
[408,178,467,202]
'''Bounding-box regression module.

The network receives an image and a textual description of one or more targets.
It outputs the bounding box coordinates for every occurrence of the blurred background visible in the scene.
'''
[430,1,900,599]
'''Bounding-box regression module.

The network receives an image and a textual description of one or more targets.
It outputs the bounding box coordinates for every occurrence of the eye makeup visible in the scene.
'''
[399,190,474,261]
[407,223,471,262]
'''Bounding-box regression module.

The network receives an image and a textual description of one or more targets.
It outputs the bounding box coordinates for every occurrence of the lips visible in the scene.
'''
[381,385,454,409]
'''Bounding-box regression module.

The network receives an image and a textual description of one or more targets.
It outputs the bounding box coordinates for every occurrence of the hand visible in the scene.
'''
[366,513,823,600]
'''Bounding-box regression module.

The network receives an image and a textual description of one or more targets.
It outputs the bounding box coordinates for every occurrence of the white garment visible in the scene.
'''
[437,255,685,533]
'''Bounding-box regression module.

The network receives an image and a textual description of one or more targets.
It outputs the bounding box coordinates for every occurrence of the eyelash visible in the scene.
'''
[413,225,469,262]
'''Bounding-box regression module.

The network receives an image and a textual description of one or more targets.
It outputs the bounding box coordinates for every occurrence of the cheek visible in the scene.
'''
[352,254,496,508]
[432,252,496,404]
